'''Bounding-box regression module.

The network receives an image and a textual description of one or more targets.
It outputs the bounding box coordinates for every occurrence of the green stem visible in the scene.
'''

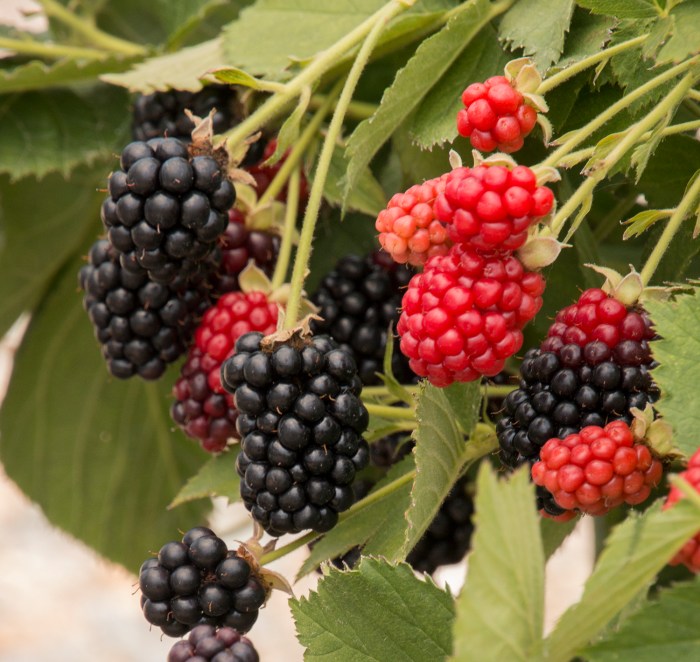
[542,57,698,169]
[639,171,700,285]
[364,403,416,420]
[283,0,409,330]
[361,384,419,398]
[256,83,341,208]
[0,36,107,60]
[687,89,700,102]
[38,0,147,56]
[550,71,698,240]
[537,35,649,95]
[270,168,300,290]
[309,94,378,121]
[222,0,414,153]
[260,531,319,565]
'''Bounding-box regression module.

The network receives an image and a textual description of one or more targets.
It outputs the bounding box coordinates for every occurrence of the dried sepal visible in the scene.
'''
[630,405,682,461]
[505,58,542,94]
[517,236,567,270]
[448,149,463,170]
[537,114,553,146]
[531,165,561,186]
[522,92,549,113]
[472,150,519,169]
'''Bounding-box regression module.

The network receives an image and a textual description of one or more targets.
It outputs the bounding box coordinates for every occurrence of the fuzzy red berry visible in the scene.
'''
[433,164,554,253]
[457,76,539,153]
[247,138,309,204]
[171,291,278,452]
[664,448,700,572]
[376,174,450,266]
[397,243,545,386]
[542,288,656,364]
[532,421,663,517]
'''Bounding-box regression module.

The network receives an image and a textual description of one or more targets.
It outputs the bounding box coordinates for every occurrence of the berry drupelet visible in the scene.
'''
[167,625,259,662]
[138,527,266,637]
[101,137,235,284]
[221,332,370,536]
[311,252,416,385]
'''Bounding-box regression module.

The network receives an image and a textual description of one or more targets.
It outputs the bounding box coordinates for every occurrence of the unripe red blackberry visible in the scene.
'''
[132,86,241,143]
[457,75,539,153]
[311,252,416,385]
[433,164,554,253]
[375,174,450,266]
[221,332,370,536]
[101,137,235,284]
[138,527,266,637]
[246,138,310,203]
[397,243,545,386]
[172,291,278,452]
[167,625,259,662]
[664,448,700,572]
[79,239,209,380]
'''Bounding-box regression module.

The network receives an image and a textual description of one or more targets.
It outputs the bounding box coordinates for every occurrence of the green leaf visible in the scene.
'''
[101,38,225,92]
[410,26,509,148]
[221,0,386,78]
[499,0,576,71]
[207,66,284,92]
[543,499,700,661]
[452,465,544,661]
[298,456,414,577]
[0,56,136,94]
[584,577,700,662]
[0,86,130,180]
[0,167,103,337]
[638,136,700,208]
[442,382,481,435]
[554,10,615,70]
[575,0,659,19]
[345,0,494,200]
[622,209,672,239]
[644,290,700,457]
[292,557,454,662]
[267,88,311,166]
[320,145,387,217]
[656,3,700,64]
[169,447,240,508]
[0,254,208,572]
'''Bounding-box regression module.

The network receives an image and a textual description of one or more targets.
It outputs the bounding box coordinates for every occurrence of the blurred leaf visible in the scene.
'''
[169,447,240,508]
[653,3,700,64]
[638,136,700,208]
[452,465,544,661]
[0,86,130,180]
[544,500,700,661]
[645,289,700,457]
[541,516,578,559]
[293,558,454,661]
[499,0,576,71]
[0,254,208,572]
[0,167,103,337]
[575,0,659,19]
[585,577,700,662]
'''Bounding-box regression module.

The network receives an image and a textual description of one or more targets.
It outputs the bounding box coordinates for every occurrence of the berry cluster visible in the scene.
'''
[532,421,663,516]
[221,332,370,535]
[80,240,207,379]
[172,291,278,452]
[101,137,235,284]
[139,527,265,637]
[311,252,416,385]
[457,76,538,153]
[168,625,259,662]
[132,87,241,143]
[434,165,554,253]
[664,448,700,572]
[397,244,545,386]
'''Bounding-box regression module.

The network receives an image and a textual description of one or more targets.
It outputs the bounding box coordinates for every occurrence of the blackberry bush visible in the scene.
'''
[221,331,370,536]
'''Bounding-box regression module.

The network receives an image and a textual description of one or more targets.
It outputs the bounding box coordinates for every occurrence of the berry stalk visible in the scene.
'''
[270,168,301,290]
[639,170,700,285]
[0,36,108,60]
[284,1,407,329]
[364,403,417,420]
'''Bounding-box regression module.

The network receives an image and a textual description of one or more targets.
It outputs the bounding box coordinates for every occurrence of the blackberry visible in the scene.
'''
[139,527,265,637]
[79,240,209,379]
[496,342,659,511]
[167,625,259,662]
[221,332,370,535]
[311,252,416,385]
[209,208,281,296]
[132,86,240,143]
[102,137,235,284]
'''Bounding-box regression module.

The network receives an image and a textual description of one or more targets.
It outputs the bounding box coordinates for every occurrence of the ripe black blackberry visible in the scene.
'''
[209,208,281,296]
[101,137,235,284]
[496,341,658,469]
[167,625,259,662]
[221,332,370,536]
[79,239,209,379]
[311,252,416,385]
[138,527,266,637]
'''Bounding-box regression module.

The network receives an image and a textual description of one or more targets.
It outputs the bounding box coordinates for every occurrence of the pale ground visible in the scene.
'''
[0,1,594,659]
